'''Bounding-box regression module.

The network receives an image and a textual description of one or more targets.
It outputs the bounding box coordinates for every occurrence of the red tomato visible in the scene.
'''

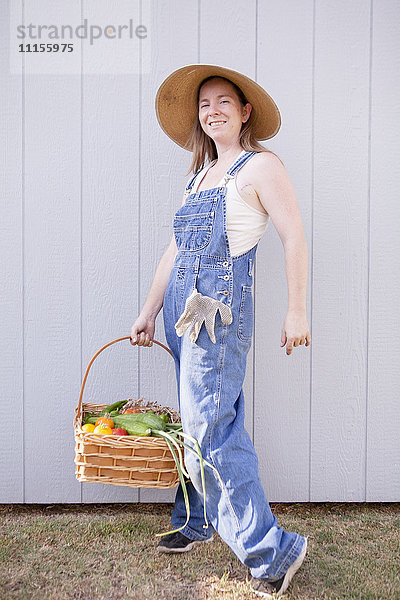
[112,428,127,435]
[123,408,142,414]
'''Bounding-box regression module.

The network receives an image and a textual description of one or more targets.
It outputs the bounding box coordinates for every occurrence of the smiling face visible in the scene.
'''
[198,77,252,146]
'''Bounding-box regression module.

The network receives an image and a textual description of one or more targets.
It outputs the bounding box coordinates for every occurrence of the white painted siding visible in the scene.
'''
[1,0,398,503]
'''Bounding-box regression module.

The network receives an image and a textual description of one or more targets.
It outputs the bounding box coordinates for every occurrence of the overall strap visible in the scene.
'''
[225,151,257,181]
[185,170,201,193]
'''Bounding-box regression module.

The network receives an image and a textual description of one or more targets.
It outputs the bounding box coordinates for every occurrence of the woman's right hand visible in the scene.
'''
[130,314,155,347]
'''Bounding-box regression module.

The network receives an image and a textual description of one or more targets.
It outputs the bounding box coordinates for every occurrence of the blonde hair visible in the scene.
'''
[186,76,284,175]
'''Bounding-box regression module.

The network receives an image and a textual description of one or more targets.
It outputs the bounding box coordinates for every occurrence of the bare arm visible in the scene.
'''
[251,152,308,313]
[252,152,311,355]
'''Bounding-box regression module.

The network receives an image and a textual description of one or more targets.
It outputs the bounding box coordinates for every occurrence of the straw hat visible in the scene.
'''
[155,63,281,150]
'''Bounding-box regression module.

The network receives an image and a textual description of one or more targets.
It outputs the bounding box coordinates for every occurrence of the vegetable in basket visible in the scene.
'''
[95,415,114,428]
[82,413,99,425]
[99,399,128,416]
[82,423,95,433]
[93,423,113,435]
[112,412,167,433]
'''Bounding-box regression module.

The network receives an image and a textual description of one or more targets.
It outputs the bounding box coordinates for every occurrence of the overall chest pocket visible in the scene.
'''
[173,198,216,252]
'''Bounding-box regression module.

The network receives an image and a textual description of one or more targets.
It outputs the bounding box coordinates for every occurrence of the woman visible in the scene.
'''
[130,64,311,599]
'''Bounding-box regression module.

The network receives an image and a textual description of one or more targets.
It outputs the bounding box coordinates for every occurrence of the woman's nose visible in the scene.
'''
[208,102,220,115]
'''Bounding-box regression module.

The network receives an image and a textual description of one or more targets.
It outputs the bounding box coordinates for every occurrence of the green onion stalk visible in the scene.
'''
[151,426,225,538]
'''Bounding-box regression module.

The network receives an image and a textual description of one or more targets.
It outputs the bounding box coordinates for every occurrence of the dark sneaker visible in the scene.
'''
[156,531,214,553]
[249,536,308,598]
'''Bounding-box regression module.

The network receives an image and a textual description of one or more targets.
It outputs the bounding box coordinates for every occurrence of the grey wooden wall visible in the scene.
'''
[1,0,399,504]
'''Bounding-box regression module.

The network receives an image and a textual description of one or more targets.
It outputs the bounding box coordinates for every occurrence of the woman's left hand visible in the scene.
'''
[281,310,311,356]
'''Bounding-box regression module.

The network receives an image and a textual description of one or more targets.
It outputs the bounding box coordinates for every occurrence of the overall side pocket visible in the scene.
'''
[237,285,254,342]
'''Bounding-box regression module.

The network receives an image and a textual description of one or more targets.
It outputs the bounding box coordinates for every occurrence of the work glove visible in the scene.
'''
[175,287,233,344]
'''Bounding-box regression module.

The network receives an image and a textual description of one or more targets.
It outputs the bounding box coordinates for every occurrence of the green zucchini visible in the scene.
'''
[113,413,167,432]
[82,414,99,425]
[99,400,128,416]
[119,422,152,437]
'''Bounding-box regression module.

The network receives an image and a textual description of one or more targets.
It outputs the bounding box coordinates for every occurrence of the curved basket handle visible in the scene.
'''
[77,336,173,416]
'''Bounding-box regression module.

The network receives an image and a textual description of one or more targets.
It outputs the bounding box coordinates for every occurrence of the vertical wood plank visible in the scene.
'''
[311,0,370,500]
[0,0,23,502]
[23,0,82,502]
[255,0,313,501]
[368,0,400,501]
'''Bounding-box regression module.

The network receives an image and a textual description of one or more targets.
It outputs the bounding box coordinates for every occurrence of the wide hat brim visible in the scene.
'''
[155,64,281,151]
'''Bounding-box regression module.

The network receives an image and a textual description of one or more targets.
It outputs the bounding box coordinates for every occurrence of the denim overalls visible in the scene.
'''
[162,150,306,580]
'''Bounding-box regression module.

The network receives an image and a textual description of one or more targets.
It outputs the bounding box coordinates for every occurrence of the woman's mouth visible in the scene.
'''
[209,121,226,128]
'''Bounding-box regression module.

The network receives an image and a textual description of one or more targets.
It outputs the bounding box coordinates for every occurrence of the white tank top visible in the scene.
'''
[191,150,270,257]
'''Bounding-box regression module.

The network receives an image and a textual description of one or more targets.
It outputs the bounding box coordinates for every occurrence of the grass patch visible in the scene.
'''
[0,502,399,599]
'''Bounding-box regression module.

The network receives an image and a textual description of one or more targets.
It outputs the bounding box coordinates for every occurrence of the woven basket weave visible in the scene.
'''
[73,336,181,489]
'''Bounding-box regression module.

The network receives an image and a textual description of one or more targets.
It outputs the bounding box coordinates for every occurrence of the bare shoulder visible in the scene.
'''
[247,151,301,243]
[237,150,288,199]
[248,150,286,177]
[245,151,293,196]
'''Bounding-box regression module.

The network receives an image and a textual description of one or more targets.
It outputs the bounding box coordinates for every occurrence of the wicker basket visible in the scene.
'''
[73,336,182,489]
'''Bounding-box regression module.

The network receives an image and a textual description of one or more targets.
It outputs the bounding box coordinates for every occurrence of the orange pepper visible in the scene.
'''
[94,414,114,429]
